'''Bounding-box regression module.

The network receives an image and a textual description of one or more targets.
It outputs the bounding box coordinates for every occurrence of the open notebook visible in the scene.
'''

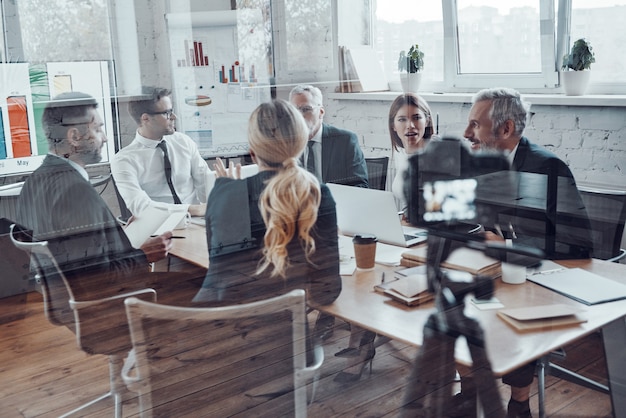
[326,183,427,247]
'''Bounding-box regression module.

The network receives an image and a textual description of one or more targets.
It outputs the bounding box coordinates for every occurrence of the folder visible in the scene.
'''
[497,304,586,332]
[401,246,501,277]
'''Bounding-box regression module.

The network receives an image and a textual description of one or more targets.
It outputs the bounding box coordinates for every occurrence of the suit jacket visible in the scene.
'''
[508,137,592,259]
[16,155,149,298]
[194,170,342,307]
[321,124,368,188]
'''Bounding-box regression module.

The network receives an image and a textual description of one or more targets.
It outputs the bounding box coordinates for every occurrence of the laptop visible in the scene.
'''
[326,183,428,247]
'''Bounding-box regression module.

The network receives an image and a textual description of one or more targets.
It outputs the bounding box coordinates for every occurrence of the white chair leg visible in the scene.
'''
[58,353,125,418]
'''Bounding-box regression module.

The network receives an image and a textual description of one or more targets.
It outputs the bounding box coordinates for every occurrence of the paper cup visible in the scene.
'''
[501,262,527,284]
[353,234,377,271]
[501,239,526,284]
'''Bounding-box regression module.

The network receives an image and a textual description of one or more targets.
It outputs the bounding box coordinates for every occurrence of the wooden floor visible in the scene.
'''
[0,287,613,417]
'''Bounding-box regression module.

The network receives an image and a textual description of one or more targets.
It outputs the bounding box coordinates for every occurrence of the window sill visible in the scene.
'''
[327,91,626,107]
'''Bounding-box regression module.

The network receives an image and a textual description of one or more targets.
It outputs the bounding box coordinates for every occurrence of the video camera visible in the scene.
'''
[402,137,543,304]
[403,136,511,229]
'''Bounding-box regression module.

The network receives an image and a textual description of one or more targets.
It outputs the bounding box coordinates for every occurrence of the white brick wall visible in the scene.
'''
[323,96,626,189]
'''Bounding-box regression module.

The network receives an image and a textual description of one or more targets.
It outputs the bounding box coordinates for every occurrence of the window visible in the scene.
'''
[372,1,444,92]
[272,0,337,83]
[337,0,626,93]
[568,0,626,93]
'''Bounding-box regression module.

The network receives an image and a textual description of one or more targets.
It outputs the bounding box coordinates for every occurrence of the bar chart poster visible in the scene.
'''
[46,61,116,164]
[166,10,271,158]
[0,63,39,175]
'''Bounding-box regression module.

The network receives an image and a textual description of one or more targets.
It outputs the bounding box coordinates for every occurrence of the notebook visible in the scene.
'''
[528,267,626,305]
[326,183,428,247]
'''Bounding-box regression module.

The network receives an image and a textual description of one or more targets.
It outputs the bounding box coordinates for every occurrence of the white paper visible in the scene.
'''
[123,207,189,248]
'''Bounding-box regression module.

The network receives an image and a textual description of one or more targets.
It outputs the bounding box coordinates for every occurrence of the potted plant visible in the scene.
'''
[398,44,424,93]
[561,38,595,96]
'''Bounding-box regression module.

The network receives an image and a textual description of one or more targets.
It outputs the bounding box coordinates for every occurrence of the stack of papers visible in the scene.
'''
[401,246,501,277]
[382,268,433,306]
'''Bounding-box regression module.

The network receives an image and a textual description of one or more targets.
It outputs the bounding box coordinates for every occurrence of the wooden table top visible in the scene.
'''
[169,223,626,376]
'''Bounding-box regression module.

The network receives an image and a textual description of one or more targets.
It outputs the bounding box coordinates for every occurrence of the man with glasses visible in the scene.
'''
[111,87,210,217]
[289,85,368,188]
[16,92,196,302]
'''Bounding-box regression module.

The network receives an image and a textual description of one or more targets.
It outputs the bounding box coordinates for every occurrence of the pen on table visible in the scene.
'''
[435,112,439,135]
[151,235,186,239]
[381,272,386,283]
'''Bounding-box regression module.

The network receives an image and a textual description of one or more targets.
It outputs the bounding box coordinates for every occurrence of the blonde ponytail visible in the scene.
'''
[248,99,322,278]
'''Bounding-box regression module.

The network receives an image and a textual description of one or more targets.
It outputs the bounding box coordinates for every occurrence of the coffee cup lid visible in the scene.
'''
[353,234,377,244]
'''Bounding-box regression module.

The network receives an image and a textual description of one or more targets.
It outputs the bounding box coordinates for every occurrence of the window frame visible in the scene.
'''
[443,0,560,93]
[268,0,624,95]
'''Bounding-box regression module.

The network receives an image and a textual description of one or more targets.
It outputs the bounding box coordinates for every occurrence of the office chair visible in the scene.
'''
[122,289,323,418]
[535,186,625,417]
[365,157,389,191]
[9,223,156,418]
[112,178,133,225]
[578,185,626,262]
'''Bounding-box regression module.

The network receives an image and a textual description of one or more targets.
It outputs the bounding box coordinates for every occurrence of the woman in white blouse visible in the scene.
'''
[388,93,436,211]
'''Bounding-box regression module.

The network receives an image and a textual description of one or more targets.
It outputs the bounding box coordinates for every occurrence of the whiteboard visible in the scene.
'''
[166,11,272,158]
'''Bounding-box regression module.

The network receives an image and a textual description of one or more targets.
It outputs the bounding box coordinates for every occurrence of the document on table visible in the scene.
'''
[528,267,626,305]
[123,207,189,249]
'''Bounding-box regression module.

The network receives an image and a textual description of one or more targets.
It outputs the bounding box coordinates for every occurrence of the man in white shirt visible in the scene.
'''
[111,87,210,217]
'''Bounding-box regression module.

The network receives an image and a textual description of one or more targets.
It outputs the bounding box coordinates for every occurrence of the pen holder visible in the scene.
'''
[501,239,527,284]
[353,234,377,271]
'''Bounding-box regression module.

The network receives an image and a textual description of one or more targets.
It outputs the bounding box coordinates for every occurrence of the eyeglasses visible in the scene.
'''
[148,109,175,118]
[297,105,320,114]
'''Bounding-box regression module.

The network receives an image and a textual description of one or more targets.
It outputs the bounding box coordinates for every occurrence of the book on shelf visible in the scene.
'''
[400,246,501,277]
[337,46,389,93]
[497,304,586,332]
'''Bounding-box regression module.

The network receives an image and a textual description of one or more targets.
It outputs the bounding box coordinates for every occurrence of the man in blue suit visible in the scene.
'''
[289,85,368,188]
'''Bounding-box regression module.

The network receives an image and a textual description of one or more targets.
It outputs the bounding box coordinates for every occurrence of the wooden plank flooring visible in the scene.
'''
[0,288,613,417]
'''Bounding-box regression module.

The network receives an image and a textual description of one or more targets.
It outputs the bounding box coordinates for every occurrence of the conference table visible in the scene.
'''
[169,223,626,417]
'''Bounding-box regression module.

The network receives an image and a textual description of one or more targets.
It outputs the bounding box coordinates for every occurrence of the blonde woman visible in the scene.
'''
[193,99,341,310]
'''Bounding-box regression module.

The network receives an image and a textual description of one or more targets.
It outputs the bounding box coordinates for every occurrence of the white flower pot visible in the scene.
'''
[561,70,591,96]
[400,72,422,93]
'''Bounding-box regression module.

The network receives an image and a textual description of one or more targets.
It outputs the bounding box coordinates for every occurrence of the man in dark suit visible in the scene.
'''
[289,85,368,188]
[16,92,194,303]
[464,87,592,418]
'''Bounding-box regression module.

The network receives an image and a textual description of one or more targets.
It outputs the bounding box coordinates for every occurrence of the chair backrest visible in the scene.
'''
[9,223,155,355]
[112,178,133,224]
[365,157,389,191]
[124,289,311,417]
[578,186,626,261]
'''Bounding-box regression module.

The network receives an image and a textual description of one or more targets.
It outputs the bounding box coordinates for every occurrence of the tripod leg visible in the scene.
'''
[401,314,457,417]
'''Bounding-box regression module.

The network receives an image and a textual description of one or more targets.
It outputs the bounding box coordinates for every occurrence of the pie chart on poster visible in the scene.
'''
[185,95,212,106]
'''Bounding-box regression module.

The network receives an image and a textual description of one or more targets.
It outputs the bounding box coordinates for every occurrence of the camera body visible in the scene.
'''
[403,136,510,228]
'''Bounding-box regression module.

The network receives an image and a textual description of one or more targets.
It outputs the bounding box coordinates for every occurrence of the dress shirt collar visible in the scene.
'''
[507,142,520,167]
[135,130,167,148]
[310,124,323,143]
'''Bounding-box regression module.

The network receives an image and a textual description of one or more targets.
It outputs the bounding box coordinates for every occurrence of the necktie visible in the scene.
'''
[156,141,182,204]
[307,141,316,175]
